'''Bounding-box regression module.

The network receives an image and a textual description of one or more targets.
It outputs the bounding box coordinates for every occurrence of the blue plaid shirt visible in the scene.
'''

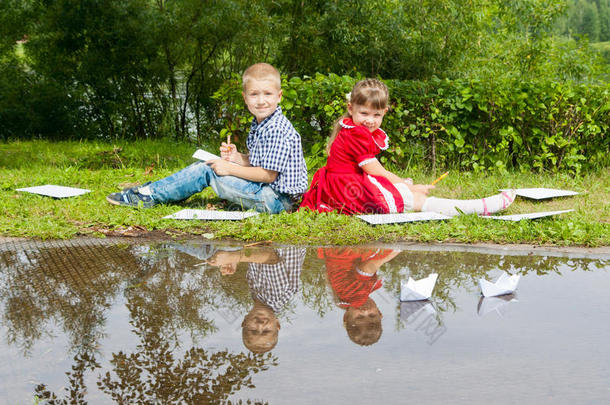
[246,107,308,195]
[247,247,306,313]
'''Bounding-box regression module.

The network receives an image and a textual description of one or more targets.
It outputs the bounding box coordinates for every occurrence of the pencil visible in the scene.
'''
[227,134,232,152]
[431,171,449,185]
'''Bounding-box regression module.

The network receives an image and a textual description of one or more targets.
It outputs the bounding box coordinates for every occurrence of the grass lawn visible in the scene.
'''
[1,139,608,246]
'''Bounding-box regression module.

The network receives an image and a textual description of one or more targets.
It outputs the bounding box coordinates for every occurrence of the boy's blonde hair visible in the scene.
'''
[327,78,389,155]
[241,304,280,353]
[242,63,281,91]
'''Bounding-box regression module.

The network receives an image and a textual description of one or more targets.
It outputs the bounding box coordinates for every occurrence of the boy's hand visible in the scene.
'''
[206,159,233,176]
[220,142,239,162]
[410,184,435,195]
[206,251,240,275]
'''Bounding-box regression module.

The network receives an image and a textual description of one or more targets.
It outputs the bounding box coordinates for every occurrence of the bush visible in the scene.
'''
[214,73,610,174]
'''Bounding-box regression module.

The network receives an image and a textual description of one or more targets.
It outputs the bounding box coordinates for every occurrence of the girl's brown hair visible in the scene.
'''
[326,79,389,155]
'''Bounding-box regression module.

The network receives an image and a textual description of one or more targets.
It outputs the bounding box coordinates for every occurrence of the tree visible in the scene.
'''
[581,1,602,41]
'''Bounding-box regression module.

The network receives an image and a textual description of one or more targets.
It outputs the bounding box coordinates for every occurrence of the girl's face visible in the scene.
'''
[348,102,388,133]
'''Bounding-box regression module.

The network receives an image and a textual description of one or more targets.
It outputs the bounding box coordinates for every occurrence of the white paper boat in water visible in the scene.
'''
[400,273,438,301]
[477,294,518,317]
[479,271,520,297]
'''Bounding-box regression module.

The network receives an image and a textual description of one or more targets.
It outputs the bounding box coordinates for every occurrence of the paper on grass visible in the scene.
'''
[483,209,574,221]
[192,149,221,161]
[500,188,579,200]
[16,185,91,198]
[479,271,520,297]
[477,294,518,317]
[164,209,259,221]
[400,273,438,301]
[357,212,451,225]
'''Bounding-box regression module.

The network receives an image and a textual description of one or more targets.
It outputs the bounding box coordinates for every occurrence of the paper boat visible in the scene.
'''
[400,273,438,301]
[477,294,518,317]
[479,271,520,297]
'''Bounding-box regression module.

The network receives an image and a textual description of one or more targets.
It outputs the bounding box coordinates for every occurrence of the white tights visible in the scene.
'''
[395,183,516,216]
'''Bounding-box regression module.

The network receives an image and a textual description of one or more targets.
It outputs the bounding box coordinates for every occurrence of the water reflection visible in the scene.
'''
[0,239,608,403]
[207,246,306,353]
[320,247,398,346]
[477,294,519,317]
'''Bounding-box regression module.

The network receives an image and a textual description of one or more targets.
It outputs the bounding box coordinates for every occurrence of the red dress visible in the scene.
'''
[300,118,404,214]
[319,247,393,309]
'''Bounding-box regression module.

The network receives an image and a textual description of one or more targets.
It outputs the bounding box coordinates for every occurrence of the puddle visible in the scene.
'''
[0,239,609,404]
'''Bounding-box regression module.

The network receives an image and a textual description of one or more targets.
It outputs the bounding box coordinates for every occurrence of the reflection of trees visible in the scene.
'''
[0,241,137,355]
[299,250,335,317]
[96,300,276,404]
[34,297,277,404]
[26,241,277,403]
[35,351,100,405]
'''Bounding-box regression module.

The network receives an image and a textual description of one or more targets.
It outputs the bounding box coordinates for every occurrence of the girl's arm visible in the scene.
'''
[361,159,408,184]
[361,160,434,194]
[358,250,401,274]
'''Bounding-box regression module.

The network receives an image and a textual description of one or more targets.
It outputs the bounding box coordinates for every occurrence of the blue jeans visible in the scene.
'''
[147,161,293,214]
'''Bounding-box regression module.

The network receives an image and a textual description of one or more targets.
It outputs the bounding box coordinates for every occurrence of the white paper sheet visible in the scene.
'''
[477,295,518,317]
[479,271,520,297]
[500,188,579,200]
[357,212,451,225]
[483,209,574,221]
[400,273,438,301]
[163,209,259,221]
[192,149,221,161]
[16,185,91,198]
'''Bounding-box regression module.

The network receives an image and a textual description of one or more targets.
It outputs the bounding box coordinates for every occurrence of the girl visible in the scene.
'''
[300,79,515,216]
[319,246,400,346]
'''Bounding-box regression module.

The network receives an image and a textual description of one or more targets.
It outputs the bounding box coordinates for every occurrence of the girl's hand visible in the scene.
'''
[403,178,413,185]
[220,142,239,162]
[410,184,435,195]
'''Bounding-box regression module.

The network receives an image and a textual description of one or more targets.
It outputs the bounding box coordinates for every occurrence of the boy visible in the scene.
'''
[106,63,308,213]
[207,246,306,353]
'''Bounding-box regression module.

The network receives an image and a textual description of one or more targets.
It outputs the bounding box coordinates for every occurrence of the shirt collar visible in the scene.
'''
[341,117,389,150]
[251,106,282,130]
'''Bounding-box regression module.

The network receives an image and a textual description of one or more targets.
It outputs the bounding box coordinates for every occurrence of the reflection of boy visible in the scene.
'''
[319,247,399,346]
[207,247,305,353]
[107,63,308,213]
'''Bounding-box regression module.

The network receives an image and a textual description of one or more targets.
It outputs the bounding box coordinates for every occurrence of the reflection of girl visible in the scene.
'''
[319,247,400,346]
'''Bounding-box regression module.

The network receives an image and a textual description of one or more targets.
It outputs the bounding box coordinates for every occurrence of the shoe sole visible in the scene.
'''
[106,195,124,206]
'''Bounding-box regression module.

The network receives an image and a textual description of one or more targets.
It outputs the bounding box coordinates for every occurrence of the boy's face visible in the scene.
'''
[348,102,388,133]
[242,306,280,352]
[243,78,282,123]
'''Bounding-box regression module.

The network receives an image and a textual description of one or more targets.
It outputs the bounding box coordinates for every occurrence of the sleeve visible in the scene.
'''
[251,124,292,173]
[344,127,379,167]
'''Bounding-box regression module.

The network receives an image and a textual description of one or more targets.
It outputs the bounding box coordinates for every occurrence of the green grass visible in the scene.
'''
[1,139,608,246]
[592,41,610,51]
